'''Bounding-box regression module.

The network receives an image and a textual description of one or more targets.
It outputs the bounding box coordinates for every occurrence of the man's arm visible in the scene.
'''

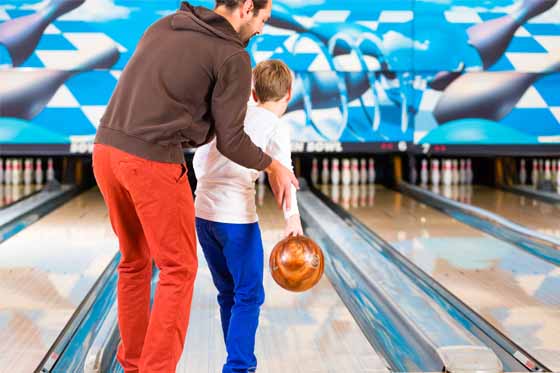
[211,51,271,170]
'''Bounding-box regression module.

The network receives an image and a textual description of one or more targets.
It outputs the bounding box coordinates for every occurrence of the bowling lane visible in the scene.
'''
[177,185,388,373]
[0,188,117,373]
[320,184,560,371]
[424,184,560,239]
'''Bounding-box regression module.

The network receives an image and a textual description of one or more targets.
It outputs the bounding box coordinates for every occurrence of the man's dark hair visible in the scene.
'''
[215,0,268,14]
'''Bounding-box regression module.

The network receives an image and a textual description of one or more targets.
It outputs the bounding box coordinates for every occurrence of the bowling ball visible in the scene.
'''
[269,235,324,292]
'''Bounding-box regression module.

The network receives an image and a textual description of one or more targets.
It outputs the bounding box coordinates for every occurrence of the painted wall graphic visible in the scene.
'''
[0,0,559,154]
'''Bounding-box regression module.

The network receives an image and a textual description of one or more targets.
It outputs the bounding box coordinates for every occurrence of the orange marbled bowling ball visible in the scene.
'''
[269,235,324,292]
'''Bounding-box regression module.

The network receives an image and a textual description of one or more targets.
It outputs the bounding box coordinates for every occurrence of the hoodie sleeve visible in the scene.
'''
[211,51,272,171]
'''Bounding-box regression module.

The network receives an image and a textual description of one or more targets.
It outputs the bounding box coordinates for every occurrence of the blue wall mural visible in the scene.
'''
[0,0,559,154]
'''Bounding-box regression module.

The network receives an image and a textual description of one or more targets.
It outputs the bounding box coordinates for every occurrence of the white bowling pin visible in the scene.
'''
[545,159,552,181]
[519,158,527,185]
[351,158,360,185]
[311,158,319,185]
[531,158,539,186]
[321,158,330,185]
[35,159,44,185]
[452,159,460,185]
[12,159,21,185]
[331,158,340,185]
[466,159,473,185]
[430,159,440,185]
[420,159,429,185]
[538,159,544,181]
[5,159,12,185]
[556,159,560,187]
[47,158,55,182]
[459,159,466,184]
[258,171,266,185]
[342,159,351,186]
[551,160,557,184]
[368,158,376,184]
[443,159,453,186]
[0,158,3,184]
[23,158,33,186]
[257,183,265,207]
[360,159,368,185]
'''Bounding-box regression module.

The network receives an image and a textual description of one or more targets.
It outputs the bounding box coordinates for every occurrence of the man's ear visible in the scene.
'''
[241,0,254,18]
[252,89,259,103]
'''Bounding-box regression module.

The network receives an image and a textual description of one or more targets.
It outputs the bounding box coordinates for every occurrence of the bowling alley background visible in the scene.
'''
[0,0,559,155]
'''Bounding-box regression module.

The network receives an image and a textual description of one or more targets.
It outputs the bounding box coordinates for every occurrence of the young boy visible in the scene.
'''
[193,60,302,373]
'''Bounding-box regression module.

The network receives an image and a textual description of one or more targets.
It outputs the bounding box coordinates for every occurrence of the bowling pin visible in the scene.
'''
[556,159,560,187]
[368,158,376,185]
[257,183,265,207]
[311,158,319,185]
[552,160,557,184]
[321,158,330,185]
[545,159,552,182]
[5,159,12,185]
[47,158,55,182]
[342,159,351,186]
[539,159,544,181]
[331,158,340,185]
[23,158,33,186]
[12,159,21,186]
[35,158,44,185]
[531,158,539,186]
[258,171,266,185]
[466,159,473,185]
[431,159,440,185]
[0,158,3,184]
[443,159,452,186]
[351,158,360,185]
[420,159,429,185]
[459,159,466,184]
[519,158,527,185]
[360,159,368,185]
[452,159,460,185]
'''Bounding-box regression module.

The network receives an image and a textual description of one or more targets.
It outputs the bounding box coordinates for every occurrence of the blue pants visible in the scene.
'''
[195,218,265,373]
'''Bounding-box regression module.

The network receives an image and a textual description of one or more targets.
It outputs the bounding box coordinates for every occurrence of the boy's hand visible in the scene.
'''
[284,214,303,238]
[266,159,299,210]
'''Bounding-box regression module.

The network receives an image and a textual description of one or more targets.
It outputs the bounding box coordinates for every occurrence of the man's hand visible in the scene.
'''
[284,214,303,238]
[265,159,299,209]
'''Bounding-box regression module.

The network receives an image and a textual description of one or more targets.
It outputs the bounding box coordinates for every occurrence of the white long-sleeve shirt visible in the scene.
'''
[193,106,299,224]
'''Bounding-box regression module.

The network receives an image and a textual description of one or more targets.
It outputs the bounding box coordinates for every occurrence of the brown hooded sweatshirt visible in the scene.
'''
[94,2,272,170]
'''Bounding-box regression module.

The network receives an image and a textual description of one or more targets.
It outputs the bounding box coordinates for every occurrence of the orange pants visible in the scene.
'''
[93,144,197,373]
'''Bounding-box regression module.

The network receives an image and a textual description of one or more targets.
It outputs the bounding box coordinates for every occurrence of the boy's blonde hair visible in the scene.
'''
[252,60,293,103]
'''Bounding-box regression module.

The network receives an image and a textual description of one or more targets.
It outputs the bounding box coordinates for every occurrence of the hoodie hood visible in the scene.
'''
[171,2,244,47]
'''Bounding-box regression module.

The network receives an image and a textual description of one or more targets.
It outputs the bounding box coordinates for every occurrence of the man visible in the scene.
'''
[92,1,296,372]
